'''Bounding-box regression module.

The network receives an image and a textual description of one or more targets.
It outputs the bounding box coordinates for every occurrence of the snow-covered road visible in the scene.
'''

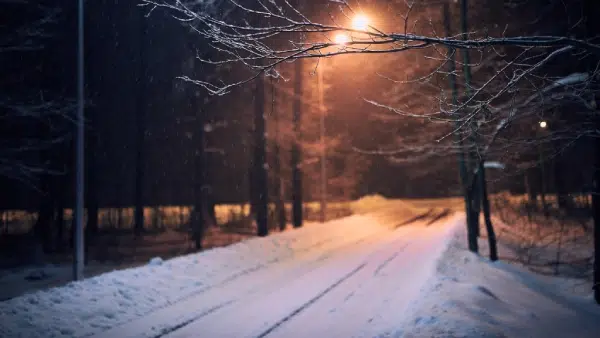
[4,201,600,338]
[95,213,459,338]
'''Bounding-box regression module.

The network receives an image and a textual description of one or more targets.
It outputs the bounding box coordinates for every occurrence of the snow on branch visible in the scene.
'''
[145,0,599,176]
[142,0,599,95]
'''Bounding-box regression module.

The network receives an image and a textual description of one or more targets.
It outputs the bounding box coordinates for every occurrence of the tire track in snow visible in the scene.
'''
[255,262,367,338]
[268,215,460,338]
[96,222,414,338]
[373,251,400,277]
[152,300,236,338]
[160,227,425,338]
[254,233,419,338]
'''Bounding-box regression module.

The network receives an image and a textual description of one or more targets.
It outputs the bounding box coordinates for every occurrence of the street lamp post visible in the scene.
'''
[74,0,85,281]
[316,16,369,223]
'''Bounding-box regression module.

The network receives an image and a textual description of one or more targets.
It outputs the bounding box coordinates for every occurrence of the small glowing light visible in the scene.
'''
[539,121,547,128]
[352,14,370,31]
[333,33,349,45]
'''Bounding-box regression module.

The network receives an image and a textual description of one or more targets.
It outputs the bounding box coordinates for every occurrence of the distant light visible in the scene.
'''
[333,33,349,45]
[352,14,370,31]
[484,161,505,170]
[539,121,547,129]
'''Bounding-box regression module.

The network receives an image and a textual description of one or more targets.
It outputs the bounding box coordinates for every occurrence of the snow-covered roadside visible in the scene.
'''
[0,214,398,338]
[399,223,600,338]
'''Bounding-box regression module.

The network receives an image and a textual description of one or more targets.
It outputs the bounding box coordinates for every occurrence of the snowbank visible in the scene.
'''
[400,225,600,338]
[0,214,396,338]
[351,194,390,213]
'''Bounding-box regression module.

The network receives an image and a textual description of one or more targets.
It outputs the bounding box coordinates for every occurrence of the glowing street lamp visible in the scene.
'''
[351,14,370,31]
[539,120,547,129]
[319,13,369,223]
[333,32,349,45]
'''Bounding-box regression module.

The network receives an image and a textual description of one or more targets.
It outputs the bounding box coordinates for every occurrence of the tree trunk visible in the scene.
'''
[554,158,571,211]
[34,119,55,258]
[33,181,53,264]
[271,75,286,231]
[191,75,207,251]
[291,58,304,228]
[525,168,538,206]
[584,0,600,304]
[444,2,476,252]
[54,192,65,252]
[248,166,256,218]
[594,136,600,303]
[85,123,98,265]
[254,72,269,237]
[459,0,481,247]
[480,163,498,261]
[55,159,68,252]
[191,128,206,250]
[208,195,217,226]
[538,146,548,215]
[470,171,482,238]
[134,7,147,236]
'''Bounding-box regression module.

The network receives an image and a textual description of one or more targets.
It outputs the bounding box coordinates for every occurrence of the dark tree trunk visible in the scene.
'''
[539,151,548,215]
[594,137,600,303]
[191,82,207,251]
[467,180,479,253]
[254,72,269,237]
[271,76,286,231]
[85,131,98,264]
[34,174,55,264]
[525,168,538,206]
[134,8,147,236]
[85,6,99,252]
[191,113,207,250]
[34,192,54,253]
[470,178,482,237]
[249,166,256,218]
[291,58,304,229]
[480,164,498,261]
[55,157,69,253]
[54,189,65,252]
[34,119,55,258]
[444,2,476,252]
[208,195,217,226]
[554,158,571,211]
[459,0,480,249]
[584,0,599,304]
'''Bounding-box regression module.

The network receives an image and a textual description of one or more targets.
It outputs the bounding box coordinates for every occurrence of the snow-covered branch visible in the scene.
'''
[143,0,599,95]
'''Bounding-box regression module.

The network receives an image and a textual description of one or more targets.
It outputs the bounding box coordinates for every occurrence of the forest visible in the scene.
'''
[1,0,599,304]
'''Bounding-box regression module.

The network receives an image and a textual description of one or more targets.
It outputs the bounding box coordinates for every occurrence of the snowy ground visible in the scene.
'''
[1,202,598,338]
[0,203,435,338]
[401,224,600,338]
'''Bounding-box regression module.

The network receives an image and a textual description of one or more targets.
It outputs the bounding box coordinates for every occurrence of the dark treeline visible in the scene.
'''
[1,0,597,270]
[0,1,470,214]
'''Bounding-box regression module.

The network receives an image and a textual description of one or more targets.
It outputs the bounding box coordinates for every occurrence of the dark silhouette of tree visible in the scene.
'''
[270,75,287,231]
[134,8,148,236]
[292,56,304,228]
[254,66,269,237]
[1,1,74,263]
